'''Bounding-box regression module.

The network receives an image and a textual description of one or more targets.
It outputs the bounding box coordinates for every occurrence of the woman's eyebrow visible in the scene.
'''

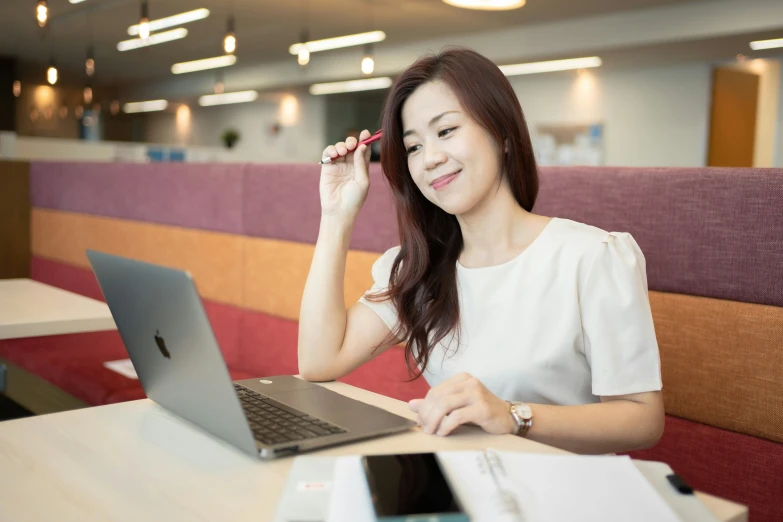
[403,110,460,138]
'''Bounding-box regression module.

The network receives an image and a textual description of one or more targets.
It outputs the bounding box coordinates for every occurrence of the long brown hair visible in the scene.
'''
[367,46,539,379]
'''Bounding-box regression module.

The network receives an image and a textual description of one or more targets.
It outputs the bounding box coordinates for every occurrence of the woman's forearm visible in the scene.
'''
[524,393,664,454]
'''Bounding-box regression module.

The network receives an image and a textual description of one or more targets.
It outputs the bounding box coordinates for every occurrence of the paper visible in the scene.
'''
[327,456,376,522]
[103,358,138,379]
[321,451,682,522]
[438,451,682,522]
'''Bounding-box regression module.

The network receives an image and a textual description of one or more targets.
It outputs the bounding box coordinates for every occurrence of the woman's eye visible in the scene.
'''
[405,145,420,155]
[439,127,457,137]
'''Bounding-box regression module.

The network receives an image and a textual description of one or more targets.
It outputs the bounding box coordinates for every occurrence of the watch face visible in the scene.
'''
[515,403,533,420]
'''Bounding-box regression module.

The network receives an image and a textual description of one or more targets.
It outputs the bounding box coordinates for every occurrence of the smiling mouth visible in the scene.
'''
[431,170,461,188]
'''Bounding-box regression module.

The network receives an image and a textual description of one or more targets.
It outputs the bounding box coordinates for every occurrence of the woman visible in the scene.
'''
[298,47,664,455]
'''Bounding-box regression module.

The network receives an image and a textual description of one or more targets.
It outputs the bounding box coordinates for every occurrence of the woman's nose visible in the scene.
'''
[423,145,447,170]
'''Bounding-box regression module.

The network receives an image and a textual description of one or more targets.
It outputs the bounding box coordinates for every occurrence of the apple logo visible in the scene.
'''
[154,330,171,359]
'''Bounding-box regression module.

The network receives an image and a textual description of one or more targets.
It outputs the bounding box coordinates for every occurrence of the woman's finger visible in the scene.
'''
[435,405,477,436]
[419,391,471,434]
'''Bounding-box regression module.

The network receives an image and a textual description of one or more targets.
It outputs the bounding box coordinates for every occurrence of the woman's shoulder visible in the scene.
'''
[548,217,642,265]
[549,217,614,251]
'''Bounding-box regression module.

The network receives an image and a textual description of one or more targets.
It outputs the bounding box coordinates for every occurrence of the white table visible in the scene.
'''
[0,381,747,522]
[0,279,116,340]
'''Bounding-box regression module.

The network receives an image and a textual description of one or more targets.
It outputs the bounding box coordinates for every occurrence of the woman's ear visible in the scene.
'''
[504,137,510,153]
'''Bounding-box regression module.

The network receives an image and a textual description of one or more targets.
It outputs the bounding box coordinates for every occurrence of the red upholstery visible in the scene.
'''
[627,415,783,522]
[0,331,256,406]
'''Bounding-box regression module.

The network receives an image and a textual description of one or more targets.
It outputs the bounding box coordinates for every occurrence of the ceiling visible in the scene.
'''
[1,0,708,87]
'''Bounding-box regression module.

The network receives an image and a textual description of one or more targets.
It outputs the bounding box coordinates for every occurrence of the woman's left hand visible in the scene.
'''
[409,372,516,436]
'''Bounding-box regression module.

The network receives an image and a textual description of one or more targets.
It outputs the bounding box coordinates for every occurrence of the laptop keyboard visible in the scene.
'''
[234,384,347,446]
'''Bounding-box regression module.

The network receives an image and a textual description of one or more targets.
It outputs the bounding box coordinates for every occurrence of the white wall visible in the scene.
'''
[145,91,327,163]
[778,63,783,168]
[510,62,712,167]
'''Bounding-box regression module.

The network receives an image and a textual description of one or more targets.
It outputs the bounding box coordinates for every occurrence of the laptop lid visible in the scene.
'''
[86,250,259,457]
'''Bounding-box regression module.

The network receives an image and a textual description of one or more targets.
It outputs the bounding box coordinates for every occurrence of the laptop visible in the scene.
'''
[86,250,416,460]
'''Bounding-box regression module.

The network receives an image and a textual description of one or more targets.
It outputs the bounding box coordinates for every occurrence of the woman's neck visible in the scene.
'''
[455,182,541,268]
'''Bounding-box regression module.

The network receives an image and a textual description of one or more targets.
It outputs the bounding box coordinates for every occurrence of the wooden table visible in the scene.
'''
[0,279,115,340]
[0,380,747,522]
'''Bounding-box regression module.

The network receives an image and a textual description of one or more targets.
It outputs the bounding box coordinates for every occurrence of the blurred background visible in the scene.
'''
[0,0,781,167]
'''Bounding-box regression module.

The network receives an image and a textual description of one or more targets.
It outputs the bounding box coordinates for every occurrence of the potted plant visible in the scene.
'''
[221,128,240,149]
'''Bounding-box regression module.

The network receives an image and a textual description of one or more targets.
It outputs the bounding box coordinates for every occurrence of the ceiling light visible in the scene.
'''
[117,28,188,51]
[123,99,168,113]
[128,8,210,36]
[309,77,393,95]
[289,30,386,55]
[86,47,95,76]
[69,0,88,3]
[139,1,150,39]
[750,38,783,51]
[171,55,236,74]
[498,56,602,76]
[224,16,236,54]
[199,90,258,106]
[13,81,21,97]
[361,44,375,75]
[442,0,525,9]
[47,63,58,85]
[36,0,48,28]
[84,87,93,104]
[297,29,310,66]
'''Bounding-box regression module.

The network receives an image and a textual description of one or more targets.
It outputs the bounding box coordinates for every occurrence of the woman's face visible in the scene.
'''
[401,80,504,216]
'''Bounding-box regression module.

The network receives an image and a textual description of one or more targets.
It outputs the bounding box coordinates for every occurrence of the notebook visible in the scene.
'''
[276,450,697,522]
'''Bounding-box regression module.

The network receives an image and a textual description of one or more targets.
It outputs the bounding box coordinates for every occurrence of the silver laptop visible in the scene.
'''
[86,250,415,460]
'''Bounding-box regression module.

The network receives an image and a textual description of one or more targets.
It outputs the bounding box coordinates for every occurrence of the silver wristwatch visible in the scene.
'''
[507,401,533,437]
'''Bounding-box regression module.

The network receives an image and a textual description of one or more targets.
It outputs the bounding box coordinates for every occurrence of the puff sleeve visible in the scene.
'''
[579,232,662,397]
[358,246,407,341]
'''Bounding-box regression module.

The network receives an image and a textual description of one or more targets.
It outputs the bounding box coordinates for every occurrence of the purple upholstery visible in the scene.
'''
[533,167,783,307]
[30,162,244,234]
[243,163,399,252]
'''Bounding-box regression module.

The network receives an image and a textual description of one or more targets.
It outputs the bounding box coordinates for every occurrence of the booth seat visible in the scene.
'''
[0,161,780,522]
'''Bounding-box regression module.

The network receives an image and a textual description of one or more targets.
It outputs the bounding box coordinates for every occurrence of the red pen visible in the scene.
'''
[320,129,383,164]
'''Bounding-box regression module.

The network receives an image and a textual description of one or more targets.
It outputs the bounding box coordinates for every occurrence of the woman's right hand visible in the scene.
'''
[320,129,372,218]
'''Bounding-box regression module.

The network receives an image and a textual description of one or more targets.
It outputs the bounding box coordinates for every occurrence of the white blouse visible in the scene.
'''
[358,217,662,405]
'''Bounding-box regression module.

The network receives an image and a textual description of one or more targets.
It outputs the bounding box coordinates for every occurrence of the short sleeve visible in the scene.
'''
[579,232,662,397]
[358,246,407,341]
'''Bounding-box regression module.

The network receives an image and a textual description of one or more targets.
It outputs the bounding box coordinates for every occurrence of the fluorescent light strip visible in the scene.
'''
[69,0,87,3]
[310,77,393,95]
[123,100,168,113]
[199,90,258,106]
[290,30,386,55]
[750,38,783,51]
[443,0,526,10]
[498,56,602,76]
[117,28,188,52]
[128,8,209,36]
[172,55,236,74]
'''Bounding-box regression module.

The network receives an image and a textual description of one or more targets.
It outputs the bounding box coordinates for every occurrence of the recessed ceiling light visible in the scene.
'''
[199,91,258,106]
[750,38,783,51]
[498,57,602,76]
[309,77,393,95]
[128,8,209,36]
[123,100,169,113]
[117,28,188,52]
[289,31,386,55]
[171,55,237,74]
[442,0,525,10]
